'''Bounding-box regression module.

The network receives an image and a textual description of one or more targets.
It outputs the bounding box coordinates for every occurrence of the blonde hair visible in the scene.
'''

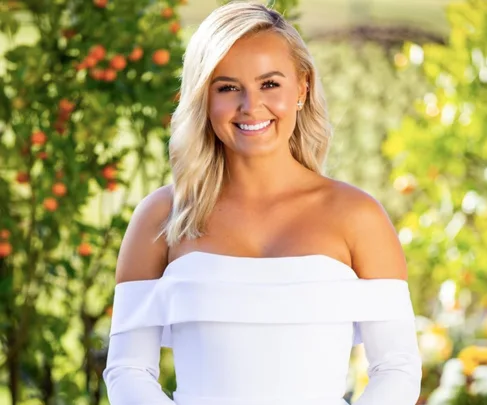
[163,1,332,246]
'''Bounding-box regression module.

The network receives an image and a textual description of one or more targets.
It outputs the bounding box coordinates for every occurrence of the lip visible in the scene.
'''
[233,119,274,136]
[234,120,272,125]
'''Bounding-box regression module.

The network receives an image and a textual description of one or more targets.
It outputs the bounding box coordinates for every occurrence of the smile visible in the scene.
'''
[234,120,273,131]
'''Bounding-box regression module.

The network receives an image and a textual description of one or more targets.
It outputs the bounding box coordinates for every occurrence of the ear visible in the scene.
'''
[297,74,308,104]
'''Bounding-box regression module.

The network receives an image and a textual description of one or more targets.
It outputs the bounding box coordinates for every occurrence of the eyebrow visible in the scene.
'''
[210,70,286,85]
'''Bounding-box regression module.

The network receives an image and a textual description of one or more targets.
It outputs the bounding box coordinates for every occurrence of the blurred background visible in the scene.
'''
[0,0,486,404]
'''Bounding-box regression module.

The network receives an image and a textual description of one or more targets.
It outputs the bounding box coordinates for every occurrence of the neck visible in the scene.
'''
[221,146,311,202]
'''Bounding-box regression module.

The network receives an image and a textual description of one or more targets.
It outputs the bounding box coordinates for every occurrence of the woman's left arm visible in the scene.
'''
[353,318,422,404]
[342,188,422,404]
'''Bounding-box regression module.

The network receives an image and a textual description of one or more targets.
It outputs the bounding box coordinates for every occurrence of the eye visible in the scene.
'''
[262,80,280,89]
[217,84,238,93]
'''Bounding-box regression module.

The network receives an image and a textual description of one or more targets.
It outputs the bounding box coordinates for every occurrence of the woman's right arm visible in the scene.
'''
[103,185,176,405]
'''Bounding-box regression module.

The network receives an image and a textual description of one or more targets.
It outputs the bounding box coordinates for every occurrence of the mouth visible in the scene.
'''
[233,119,274,135]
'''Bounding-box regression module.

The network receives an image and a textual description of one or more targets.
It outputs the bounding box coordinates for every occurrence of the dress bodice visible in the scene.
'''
[108,252,415,405]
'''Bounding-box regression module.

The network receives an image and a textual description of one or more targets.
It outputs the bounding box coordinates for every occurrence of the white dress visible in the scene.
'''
[103,252,422,405]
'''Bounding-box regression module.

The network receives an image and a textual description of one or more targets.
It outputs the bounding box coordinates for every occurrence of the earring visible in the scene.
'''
[297,100,304,110]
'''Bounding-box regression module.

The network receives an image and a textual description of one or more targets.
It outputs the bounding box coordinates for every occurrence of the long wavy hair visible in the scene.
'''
[162,1,333,246]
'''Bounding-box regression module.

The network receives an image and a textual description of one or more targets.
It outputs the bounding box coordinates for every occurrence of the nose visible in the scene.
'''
[239,89,261,114]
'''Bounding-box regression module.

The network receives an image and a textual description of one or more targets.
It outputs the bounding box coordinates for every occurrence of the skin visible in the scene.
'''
[115,30,408,284]
[207,30,307,160]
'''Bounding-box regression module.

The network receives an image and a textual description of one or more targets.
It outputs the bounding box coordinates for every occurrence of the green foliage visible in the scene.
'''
[0,0,185,403]
[309,40,429,219]
[220,0,301,28]
[266,0,300,21]
[383,0,487,314]
[449,386,487,405]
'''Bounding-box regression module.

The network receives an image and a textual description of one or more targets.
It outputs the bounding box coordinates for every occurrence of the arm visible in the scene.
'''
[353,319,422,404]
[342,187,422,404]
[103,185,176,405]
[103,327,175,404]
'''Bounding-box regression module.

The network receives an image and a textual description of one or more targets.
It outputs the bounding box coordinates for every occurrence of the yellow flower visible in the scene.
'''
[429,324,448,336]
[476,347,487,363]
[457,345,487,375]
[458,346,478,362]
[461,358,477,376]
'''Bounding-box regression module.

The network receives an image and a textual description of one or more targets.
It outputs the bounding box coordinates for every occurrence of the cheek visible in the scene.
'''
[264,90,297,118]
[208,95,237,123]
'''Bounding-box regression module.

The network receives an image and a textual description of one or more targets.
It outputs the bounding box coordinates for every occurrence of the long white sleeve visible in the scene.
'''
[353,319,422,404]
[103,326,175,405]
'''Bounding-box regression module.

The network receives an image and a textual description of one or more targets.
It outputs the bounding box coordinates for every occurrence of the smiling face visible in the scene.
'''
[208,30,307,158]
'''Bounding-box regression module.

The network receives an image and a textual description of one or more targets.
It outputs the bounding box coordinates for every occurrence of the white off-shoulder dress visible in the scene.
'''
[103,252,422,405]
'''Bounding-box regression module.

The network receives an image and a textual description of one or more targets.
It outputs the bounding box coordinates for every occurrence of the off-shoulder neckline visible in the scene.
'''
[166,251,358,278]
[114,251,410,288]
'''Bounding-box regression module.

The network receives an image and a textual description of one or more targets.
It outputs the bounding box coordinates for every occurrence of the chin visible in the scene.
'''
[229,139,285,158]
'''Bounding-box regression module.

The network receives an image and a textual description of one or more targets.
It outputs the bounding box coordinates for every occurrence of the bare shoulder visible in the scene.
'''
[115,184,174,284]
[326,179,407,280]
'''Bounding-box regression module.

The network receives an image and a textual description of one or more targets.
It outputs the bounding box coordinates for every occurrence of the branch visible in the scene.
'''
[312,25,446,47]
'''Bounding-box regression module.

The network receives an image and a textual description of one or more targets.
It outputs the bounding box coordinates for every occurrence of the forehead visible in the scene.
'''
[212,30,297,77]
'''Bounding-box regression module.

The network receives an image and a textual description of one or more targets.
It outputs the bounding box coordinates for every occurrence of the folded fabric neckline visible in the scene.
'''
[109,253,414,348]
[164,251,359,279]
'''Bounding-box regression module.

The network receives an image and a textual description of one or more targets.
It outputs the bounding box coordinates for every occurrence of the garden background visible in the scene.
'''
[1,0,486,404]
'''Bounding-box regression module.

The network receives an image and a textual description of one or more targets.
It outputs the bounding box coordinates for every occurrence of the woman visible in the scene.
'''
[103,2,422,405]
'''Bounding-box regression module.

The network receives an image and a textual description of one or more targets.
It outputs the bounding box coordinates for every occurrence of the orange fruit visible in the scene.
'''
[84,55,97,68]
[161,8,174,18]
[106,306,113,316]
[110,54,127,71]
[58,109,71,121]
[52,183,67,197]
[37,151,48,160]
[31,131,47,145]
[90,45,106,61]
[89,68,104,81]
[107,181,118,191]
[16,172,29,183]
[102,165,117,180]
[0,242,12,257]
[0,229,10,239]
[103,69,117,82]
[59,98,75,113]
[169,21,181,34]
[75,62,87,71]
[78,242,92,256]
[43,197,58,212]
[129,47,143,62]
[152,49,170,66]
[93,0,108,8]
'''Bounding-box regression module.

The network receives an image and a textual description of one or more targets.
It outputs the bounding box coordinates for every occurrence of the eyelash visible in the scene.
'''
[217,80,280,93]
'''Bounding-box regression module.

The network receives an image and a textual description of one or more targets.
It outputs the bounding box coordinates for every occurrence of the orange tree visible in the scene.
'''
[0,0,185,404]
[383,0,487,324]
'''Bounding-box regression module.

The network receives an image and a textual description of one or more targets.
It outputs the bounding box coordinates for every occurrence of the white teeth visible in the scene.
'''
[237,120,271,131]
